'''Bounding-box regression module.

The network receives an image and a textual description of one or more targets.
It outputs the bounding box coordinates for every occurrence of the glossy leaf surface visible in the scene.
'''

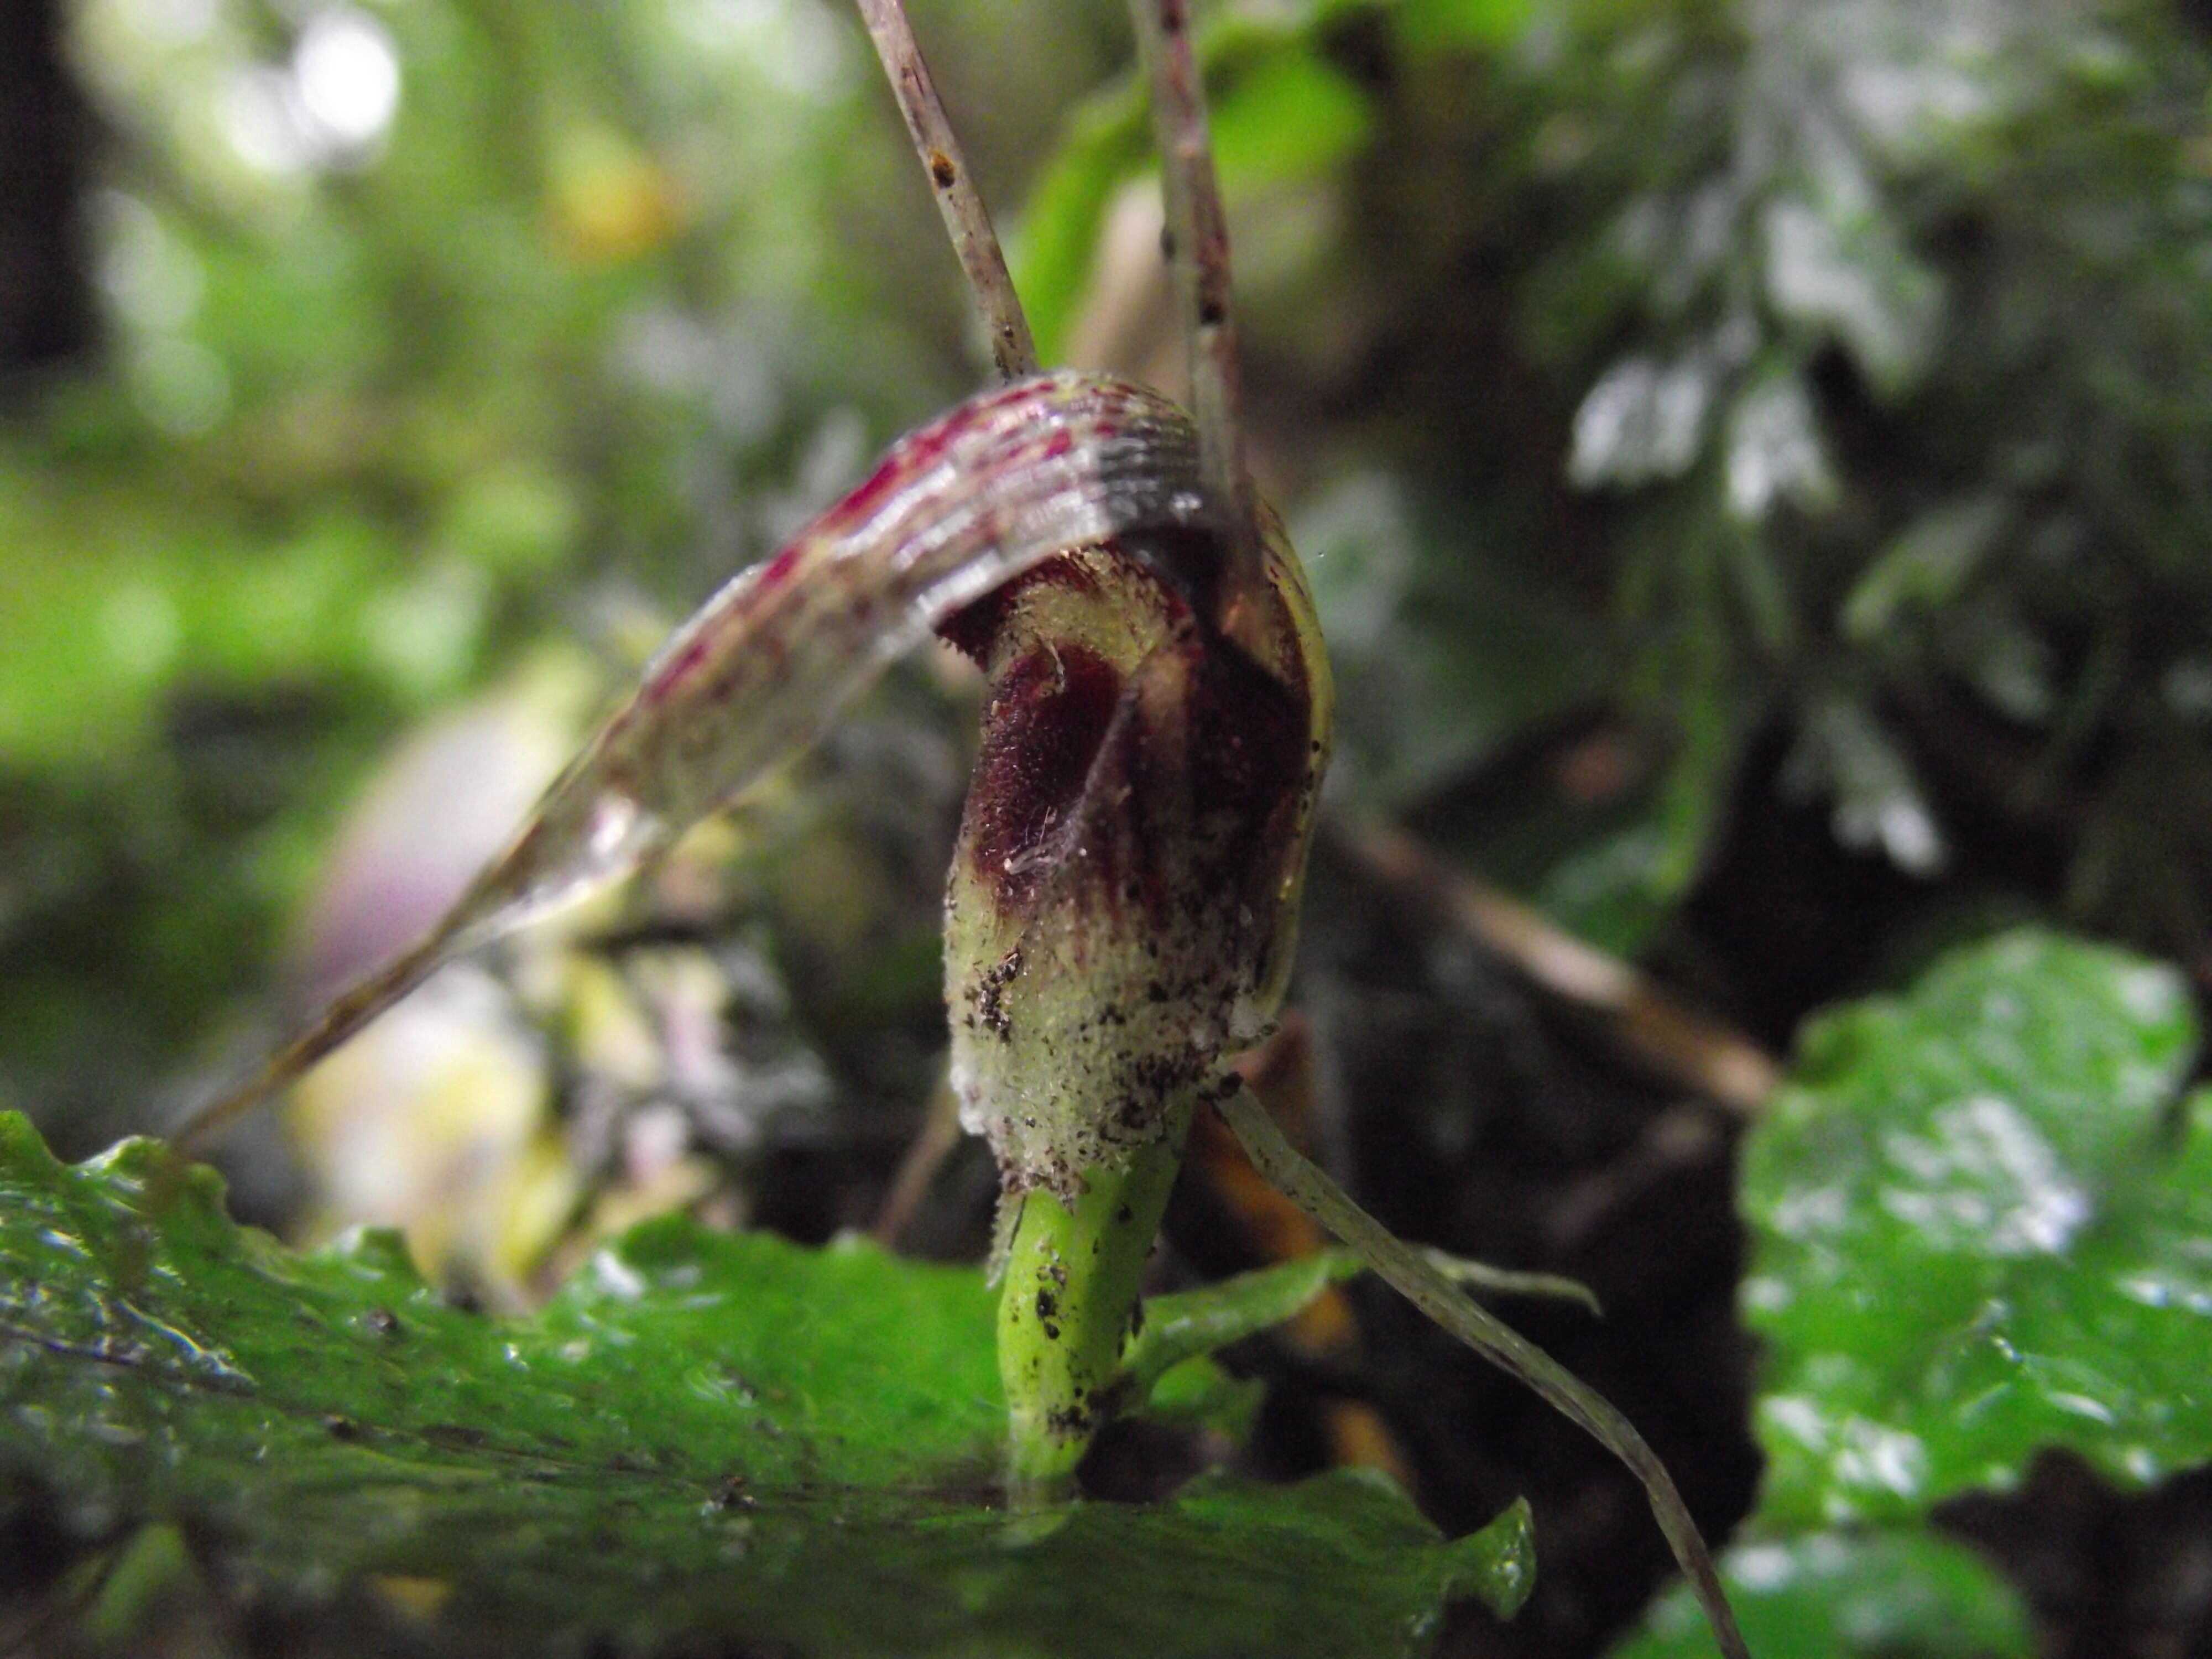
[1743,929,2212,1527]
[1612,1530,2031,1659]
[0,1114,1531,1657]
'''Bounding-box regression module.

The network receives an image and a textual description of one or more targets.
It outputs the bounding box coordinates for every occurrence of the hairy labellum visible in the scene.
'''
[941,514,1332,1202]
[942,508,1331,1495]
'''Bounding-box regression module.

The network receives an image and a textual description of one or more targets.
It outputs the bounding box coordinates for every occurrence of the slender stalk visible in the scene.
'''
[869,1073,966,1245]
[998,1135,1186,1504]
[853,0,1039,382]
[1124,0,1265,648]
[1338,818,1780,1115]
[1215,1083,1753,1659]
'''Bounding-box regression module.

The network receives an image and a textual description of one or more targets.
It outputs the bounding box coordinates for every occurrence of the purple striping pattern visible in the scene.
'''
[446,369,1208,945]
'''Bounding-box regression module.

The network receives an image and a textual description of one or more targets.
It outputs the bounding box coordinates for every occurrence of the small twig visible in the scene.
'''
[1124,0,1266,648]
[1335,818,1780,1117]
[870,1073,967,1246]
[852,0,1039,382]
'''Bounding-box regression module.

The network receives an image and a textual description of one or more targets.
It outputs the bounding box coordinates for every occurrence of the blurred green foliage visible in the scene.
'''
[1415,1,2201,947]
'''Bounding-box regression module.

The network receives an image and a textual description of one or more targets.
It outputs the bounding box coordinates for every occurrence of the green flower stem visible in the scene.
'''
[998,1133,1185,1505]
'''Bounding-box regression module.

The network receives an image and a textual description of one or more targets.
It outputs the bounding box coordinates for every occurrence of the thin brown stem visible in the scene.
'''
[869,1073,967,1246]
[1336,818,1780,1116]
[1215,1083,1753,1659]
[1124,0,1264,648]
[853,0,1039,382]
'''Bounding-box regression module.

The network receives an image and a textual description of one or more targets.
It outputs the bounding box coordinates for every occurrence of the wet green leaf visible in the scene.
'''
[1743,929,2212,1527]
[0,1114,1531,1656]
[1610,1528,2031,1659]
